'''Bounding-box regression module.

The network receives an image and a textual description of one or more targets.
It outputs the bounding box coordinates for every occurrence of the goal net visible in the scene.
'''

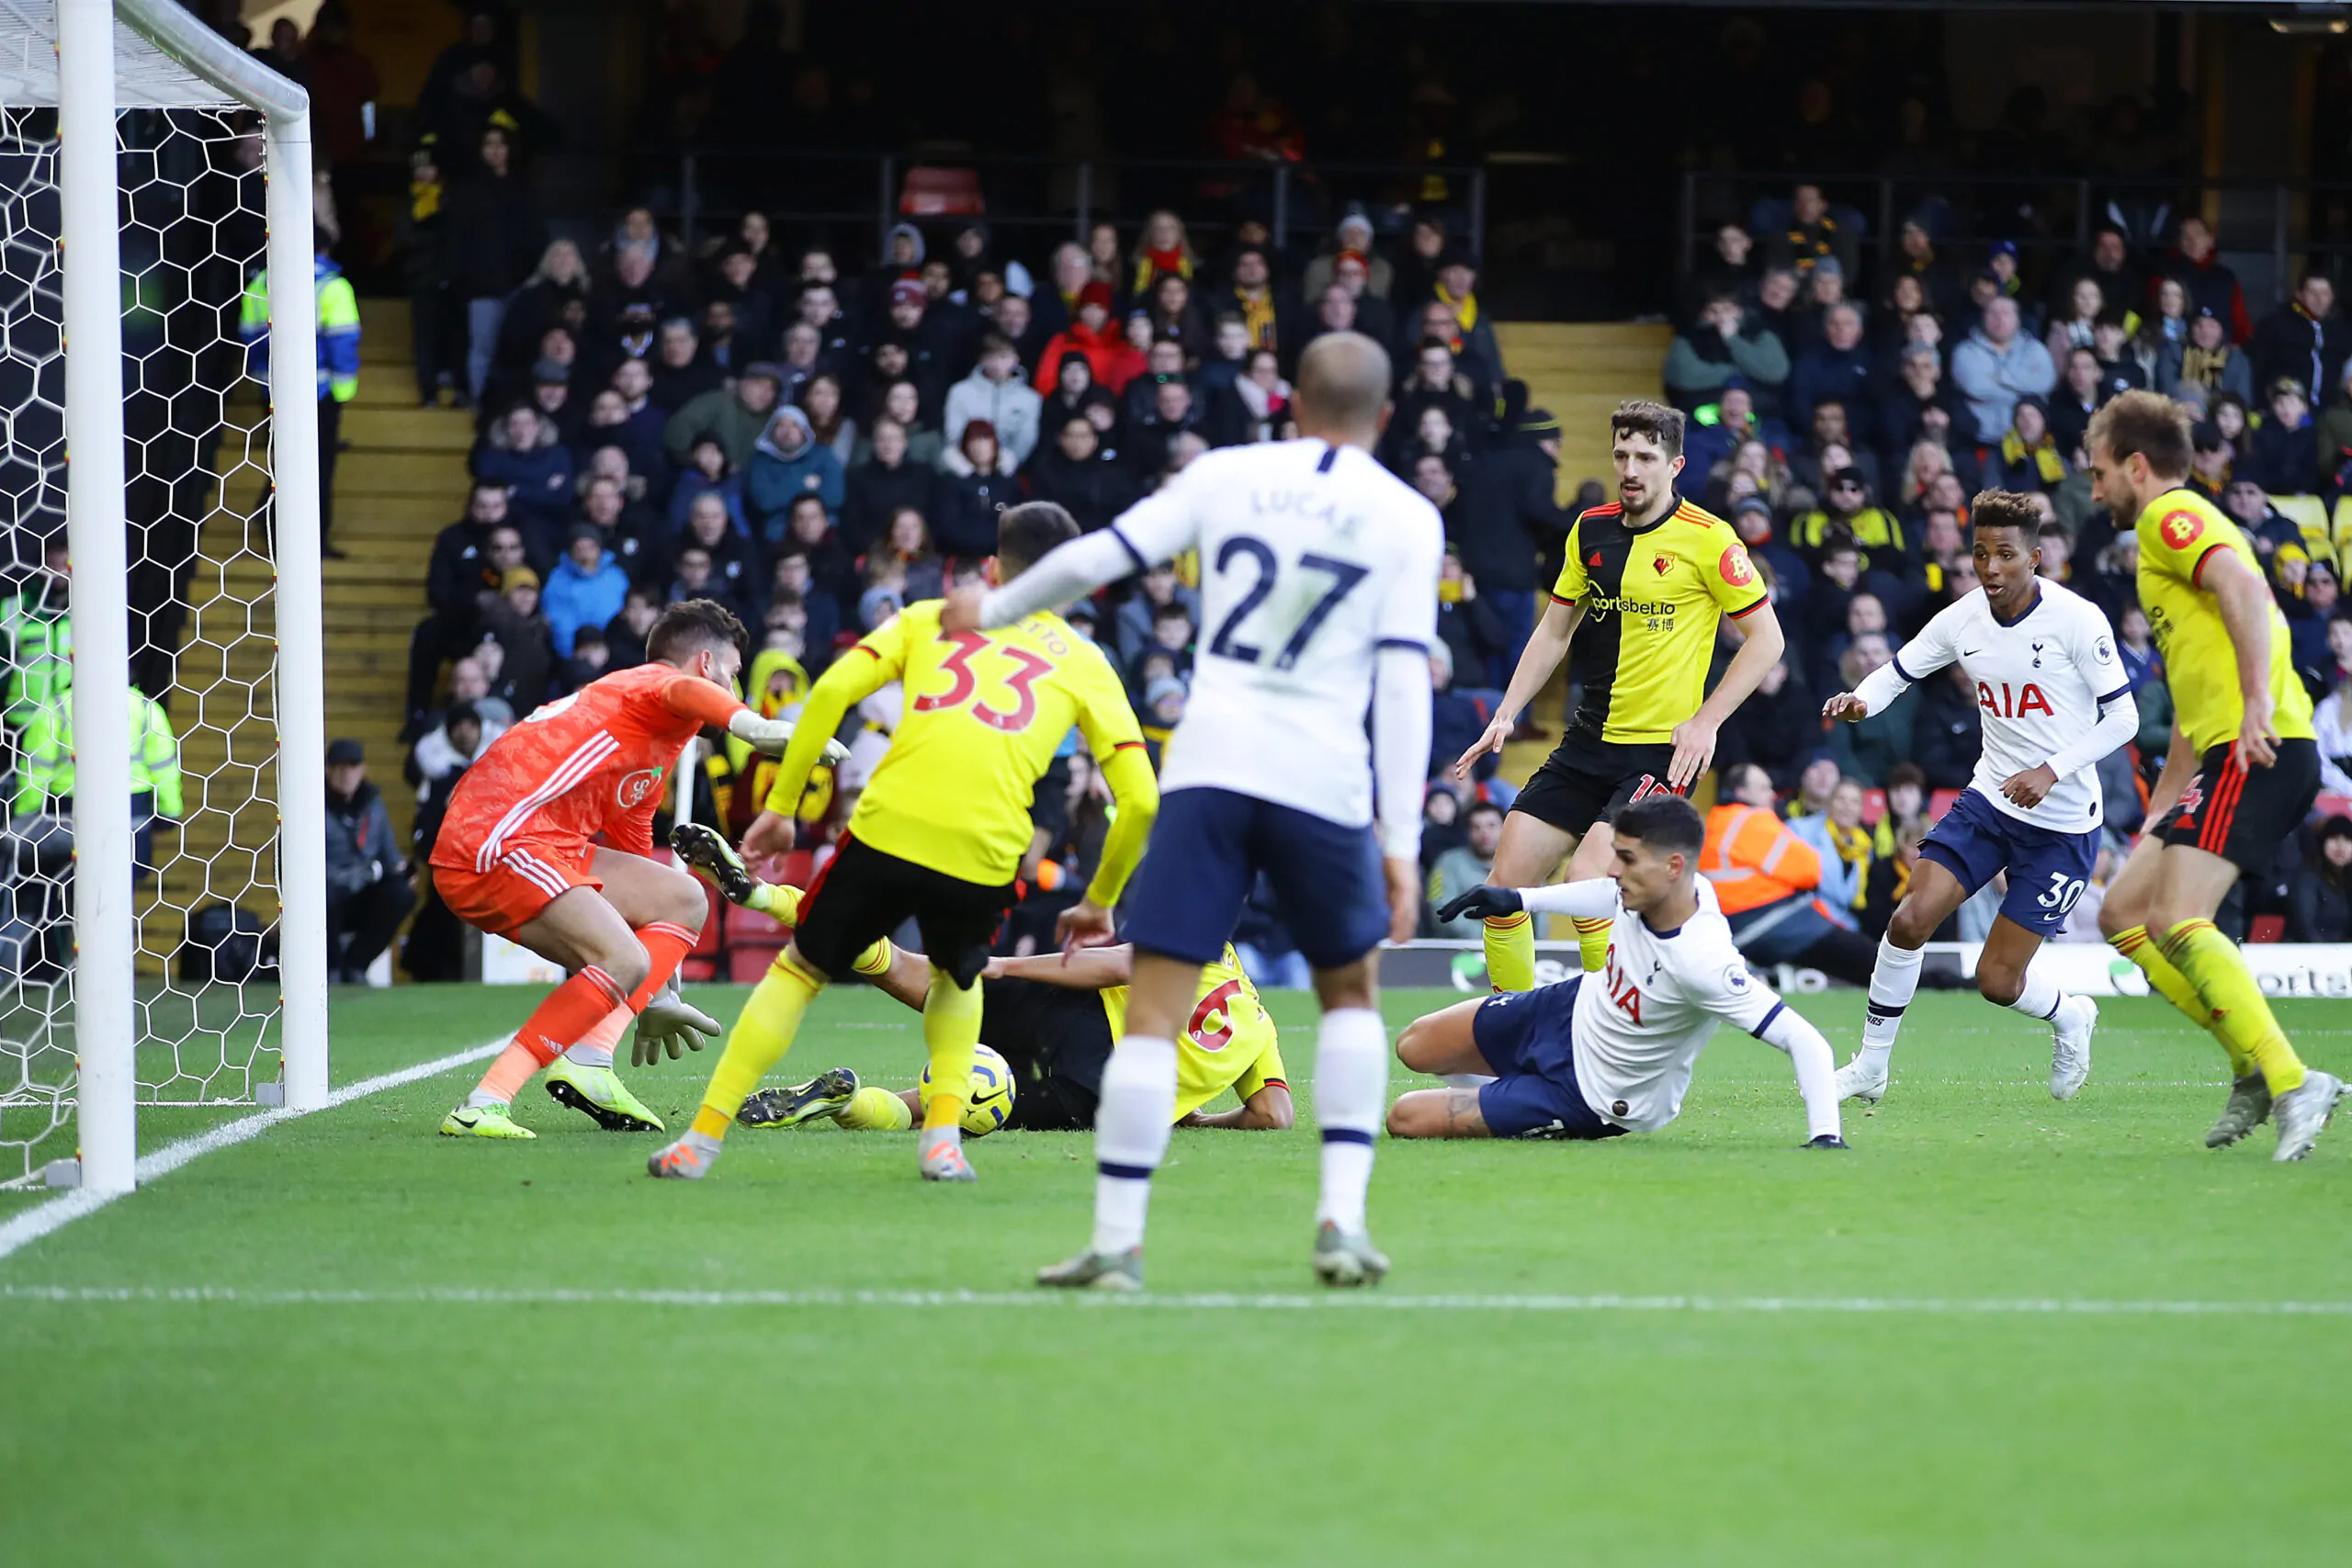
[0,1,326,1191]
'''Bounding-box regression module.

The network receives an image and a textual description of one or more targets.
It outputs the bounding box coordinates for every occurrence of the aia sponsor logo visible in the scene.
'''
[1977,681,2054,718]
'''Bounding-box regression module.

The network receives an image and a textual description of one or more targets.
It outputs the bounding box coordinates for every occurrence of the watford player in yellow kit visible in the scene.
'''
[649,503,1159,1182]
[1455,400,1786,987]
[2086,391,2341,1159]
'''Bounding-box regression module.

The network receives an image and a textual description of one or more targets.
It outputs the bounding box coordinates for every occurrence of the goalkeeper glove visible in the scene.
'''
[1432,885,1526,925]
[629,981,723,1067]
[726,709,851,766]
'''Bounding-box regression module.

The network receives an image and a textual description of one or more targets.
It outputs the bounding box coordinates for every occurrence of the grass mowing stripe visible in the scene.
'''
[8,1283,2352,1315]
[0,1036,508,1263]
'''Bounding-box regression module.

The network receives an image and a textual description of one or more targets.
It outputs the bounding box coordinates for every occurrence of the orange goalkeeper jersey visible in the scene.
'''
[431,662,742,874]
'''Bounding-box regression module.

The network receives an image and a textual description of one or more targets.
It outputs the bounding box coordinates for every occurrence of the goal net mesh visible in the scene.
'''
[0,32,294,1182]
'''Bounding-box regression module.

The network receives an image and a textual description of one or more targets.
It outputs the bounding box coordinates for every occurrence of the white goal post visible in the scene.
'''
[0,0,326,1194]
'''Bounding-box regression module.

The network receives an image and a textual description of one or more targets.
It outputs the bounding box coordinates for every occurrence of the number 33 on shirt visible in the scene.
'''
[763,598,1144,886]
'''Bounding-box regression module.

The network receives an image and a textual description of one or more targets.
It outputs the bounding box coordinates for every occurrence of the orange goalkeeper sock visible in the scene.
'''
[623,919,700,1011]
[469,965,630,1106]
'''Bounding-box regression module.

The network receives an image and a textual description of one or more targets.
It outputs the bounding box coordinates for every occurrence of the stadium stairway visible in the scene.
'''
[137,299,460,975]
[1486,321,1671,790]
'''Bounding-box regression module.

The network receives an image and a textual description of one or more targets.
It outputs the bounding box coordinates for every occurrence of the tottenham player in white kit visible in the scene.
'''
[1396,795,1847,1146]
[944,333,1442,1290]
[1823,491,2137,1105]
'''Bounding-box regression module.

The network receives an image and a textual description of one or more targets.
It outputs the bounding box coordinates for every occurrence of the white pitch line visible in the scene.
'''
[4,1283,2350,1317]
[0,1037,508,1263]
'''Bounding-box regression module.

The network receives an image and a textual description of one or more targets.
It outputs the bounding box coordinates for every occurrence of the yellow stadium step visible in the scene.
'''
[1494,320,1668,504]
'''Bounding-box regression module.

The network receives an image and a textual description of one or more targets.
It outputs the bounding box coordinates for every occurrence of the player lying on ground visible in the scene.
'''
[1821,490,2123,1107]
[1396,795,1846,1148]
[2086,390,2342,1159]
[1453,400,1786,987]
[670,824,1291,1134]
[432,599,844,1139]
[945,332,1441,1291]
[650,502,1159,1183]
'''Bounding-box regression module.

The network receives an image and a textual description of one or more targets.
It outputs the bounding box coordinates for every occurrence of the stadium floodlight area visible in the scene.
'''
[0,1,325,1193]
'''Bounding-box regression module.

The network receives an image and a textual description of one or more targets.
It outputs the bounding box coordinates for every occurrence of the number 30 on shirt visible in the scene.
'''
[912,631,1055,732]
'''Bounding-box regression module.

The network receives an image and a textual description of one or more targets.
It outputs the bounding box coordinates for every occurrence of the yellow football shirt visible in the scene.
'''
[766,601,1144,885]
[2133,488,2314,755]
[1101,945,1286,1121]
[1551,499,1769,744]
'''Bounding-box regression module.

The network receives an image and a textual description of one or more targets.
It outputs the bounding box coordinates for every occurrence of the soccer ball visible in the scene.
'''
[918,1044,1017,1136]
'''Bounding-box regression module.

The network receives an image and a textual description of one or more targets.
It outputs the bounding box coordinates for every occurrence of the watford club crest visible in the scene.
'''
[1653,552,1674,578]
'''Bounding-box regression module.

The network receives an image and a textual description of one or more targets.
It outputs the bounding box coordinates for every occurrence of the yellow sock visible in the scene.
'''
[749,883,802,920]
[853,937,896,976]
[2108,924,2252,1075]
[920,967,985,1132]
[839,1085,913,1131]
[1483,912,1534,992]
[1572,915,1612,974]
[2160,919,2306,1096]
[691,948,824,1140]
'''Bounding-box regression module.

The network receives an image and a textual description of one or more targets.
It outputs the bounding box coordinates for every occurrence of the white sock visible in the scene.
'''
[1860,936,1925,1072]
[561,1041,614,1070]
[1314,1008,1386,1233]
[1442,1072,1496,1089]
[464,1086,509,1109]
[1091,1033,1177,1254]
[918,1122,962,1159]
[2007,963,2063,1023]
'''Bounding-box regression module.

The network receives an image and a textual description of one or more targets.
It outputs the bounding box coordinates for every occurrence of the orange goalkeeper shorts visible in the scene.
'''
[431,839,603,939]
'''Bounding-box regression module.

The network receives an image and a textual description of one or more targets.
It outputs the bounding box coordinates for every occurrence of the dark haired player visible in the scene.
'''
[650,502,1160,1184]
[1821,491,2127,1107]
[2086,390,2340,1159]
[1455,400,1786,989]
[1399,795,1844,1145]
[434,599,839,1139]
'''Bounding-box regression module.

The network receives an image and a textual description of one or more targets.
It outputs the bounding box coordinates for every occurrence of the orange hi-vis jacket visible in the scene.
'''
[1701,804,1826,916]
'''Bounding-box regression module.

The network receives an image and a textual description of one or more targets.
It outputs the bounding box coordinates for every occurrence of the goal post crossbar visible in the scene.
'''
[23,0,328,1192]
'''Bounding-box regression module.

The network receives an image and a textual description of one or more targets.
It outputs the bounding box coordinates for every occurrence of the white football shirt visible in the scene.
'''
[1106,438,1445,830]
[1880,580,2128,834]
[1567,878,1787,1133]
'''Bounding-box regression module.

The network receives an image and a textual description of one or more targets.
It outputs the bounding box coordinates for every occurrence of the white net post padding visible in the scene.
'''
[0,1,323,1190]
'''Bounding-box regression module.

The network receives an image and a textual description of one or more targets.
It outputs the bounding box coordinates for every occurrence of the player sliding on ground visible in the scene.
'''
[674,821,1290,1134]
[1821,490,2121,1106]
[1453,401,1785,988]
[432,600,838,1138]
[944,331,1442,1289]
[1402,795,1845,1147]
[2086,390,2343,1159]
[649,503,1159,1183]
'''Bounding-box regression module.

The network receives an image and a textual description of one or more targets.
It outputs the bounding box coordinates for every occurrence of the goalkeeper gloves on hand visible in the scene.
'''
[726,709,852,766]
[1432,885,1526,925]
[629,982,722,1067]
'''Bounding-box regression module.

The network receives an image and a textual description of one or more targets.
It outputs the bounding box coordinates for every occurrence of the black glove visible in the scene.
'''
[1433,885,1525,925]
[1803,1133,1849,1150]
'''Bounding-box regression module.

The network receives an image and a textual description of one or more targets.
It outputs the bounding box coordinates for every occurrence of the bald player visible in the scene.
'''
[945,332,1444,1290]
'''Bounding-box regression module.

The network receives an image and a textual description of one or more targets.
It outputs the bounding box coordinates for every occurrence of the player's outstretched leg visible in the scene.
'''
[1841,934,1921,1105]
[917,968,984,1182]
[740,1066,862,1128]
[1971,918,2097,1102]
[650,944,827,1179]
[1838,857,1971,1105]
[1309,959,1390,1289]
[2155,919,2338,1159]
[1040,953,1192,1291]
[444,962,636,1139]
[543,1004,666,1132]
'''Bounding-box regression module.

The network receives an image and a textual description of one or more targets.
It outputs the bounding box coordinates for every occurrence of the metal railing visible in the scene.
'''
[1679,169,2352,309]
[535,147,1487,264]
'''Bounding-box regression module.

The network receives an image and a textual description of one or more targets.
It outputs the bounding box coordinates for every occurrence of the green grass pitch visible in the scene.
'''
[3,981,2349,1564]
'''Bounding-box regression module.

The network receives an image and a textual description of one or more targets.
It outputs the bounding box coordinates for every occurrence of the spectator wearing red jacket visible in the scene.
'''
[1035,282,1136,395]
